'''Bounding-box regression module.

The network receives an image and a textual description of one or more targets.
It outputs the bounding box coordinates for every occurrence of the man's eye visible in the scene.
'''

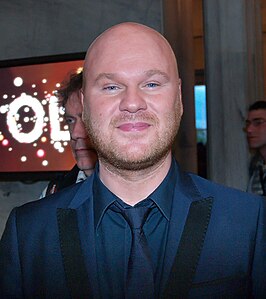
[103,85,119,91]
[65,118,75,125]
[145,82,159,88]
[254,119,265,125]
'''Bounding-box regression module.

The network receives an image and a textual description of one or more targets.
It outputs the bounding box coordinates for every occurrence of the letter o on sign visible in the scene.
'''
[7,94,45,143]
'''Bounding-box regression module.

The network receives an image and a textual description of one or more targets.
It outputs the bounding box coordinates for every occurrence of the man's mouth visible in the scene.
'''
[117,122,150,132]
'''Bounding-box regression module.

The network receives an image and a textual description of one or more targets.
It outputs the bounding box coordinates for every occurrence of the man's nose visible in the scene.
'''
[245,122,256,133]
[119,87,147,113]
[71,120,88,140]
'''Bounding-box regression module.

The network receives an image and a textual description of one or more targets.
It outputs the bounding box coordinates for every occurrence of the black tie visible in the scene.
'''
[113,202,155,299]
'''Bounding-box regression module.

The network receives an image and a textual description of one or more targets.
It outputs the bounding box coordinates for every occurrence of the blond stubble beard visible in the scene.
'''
[83,104,181,171]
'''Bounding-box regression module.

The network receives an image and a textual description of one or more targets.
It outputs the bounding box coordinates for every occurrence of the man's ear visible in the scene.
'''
[79,89,84,108]
[79,89,86,122]
[178,78,183,116]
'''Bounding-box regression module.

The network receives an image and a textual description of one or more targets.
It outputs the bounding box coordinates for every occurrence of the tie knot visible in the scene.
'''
[111,200,153,230]
[123,205,151,230]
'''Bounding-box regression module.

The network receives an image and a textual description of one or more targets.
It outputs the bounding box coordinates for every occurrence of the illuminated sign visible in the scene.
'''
[0,60,83,173]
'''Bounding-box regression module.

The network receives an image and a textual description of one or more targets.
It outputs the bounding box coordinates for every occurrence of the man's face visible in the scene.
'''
[245,109,266,150]
[82,24,182,170]
[64,91,97,173]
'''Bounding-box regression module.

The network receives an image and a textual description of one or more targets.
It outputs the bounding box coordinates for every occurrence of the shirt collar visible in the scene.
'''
[93,158,178,230]
[76,170,87,183]
[149,159,177,220]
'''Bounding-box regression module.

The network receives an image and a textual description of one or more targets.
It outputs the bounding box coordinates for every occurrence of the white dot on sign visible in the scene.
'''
[3,94,8,99]
[41,136,47,142]
[63,141,68,146]
[42,79,47,84]
[8,147,13,151]
[44,116,49,122]
[33,92,38,96]
[44,128,48,132]
[24,117,29,123]
[2,139,9,146]
[24,106,30,113]
[58,148,64,153]
[21,156,27,162]
[54,141,61,150]
[59,117,64,122]
[14,77,23,87]
[56,83,60,88]
[64,125,68,130]
[42,99,47,105]
[44,91,47,94]
[32,84,36,88]
[42,160,48,166]
[33,143,37,147]
[0,105,9,114]
[37,149,45,158]
[0,134,4,141]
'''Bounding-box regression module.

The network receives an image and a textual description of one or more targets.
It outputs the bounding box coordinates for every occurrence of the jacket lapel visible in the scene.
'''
[161,170,214,298]
[57,208,93,299]
[57,176,99,298]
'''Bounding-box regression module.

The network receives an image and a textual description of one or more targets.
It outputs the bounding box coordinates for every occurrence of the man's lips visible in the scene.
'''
[247,136,259,144]
[247,136,257,141]
[117,122,150,132]
[75,148,96,153]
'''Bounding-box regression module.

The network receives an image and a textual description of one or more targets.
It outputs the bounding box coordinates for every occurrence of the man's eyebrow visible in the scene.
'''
[247,117,265,121]
[94,73,116,83]
[64,113,81,118]
[144,69,169,80]
[94,70,169,83]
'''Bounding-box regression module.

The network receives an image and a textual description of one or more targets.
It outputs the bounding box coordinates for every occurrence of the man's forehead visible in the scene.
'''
[248,109,266,119]
[85,24,174,65]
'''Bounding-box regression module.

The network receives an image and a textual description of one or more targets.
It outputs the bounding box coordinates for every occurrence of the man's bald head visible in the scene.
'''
[81,22,182,172]
[83,22,179,87]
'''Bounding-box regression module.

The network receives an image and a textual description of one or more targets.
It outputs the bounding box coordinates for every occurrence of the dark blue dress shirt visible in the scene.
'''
[93,161,177,298]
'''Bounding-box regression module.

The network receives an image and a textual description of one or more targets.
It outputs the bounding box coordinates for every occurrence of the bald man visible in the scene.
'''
[0,23,265,298]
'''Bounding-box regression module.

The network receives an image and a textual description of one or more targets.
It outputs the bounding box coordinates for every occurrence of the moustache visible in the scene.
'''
[110,111,158,127]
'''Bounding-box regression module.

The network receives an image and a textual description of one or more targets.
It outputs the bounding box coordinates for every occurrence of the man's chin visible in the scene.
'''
[76,159,96,170]
[100,149,169,171]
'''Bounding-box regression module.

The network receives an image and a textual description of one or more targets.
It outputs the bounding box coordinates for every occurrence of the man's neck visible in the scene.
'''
[98,152,172,206]
[259,146,266,164]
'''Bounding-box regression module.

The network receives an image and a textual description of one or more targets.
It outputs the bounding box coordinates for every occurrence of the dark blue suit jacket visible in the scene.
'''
[0,161,265,298]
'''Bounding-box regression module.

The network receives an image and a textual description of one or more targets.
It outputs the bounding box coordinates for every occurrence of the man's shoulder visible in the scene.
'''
[44,164,81,196]
[187,172,263,205]
[1,176,95,245]
[17,175,94,218]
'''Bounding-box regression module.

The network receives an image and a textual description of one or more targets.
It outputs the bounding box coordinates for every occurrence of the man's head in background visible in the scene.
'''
[245,100,266,161]
[57,70,97,176]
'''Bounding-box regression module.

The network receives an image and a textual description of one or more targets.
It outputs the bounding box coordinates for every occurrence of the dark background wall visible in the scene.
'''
[0,0,163,236]
[0,0,162,59]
